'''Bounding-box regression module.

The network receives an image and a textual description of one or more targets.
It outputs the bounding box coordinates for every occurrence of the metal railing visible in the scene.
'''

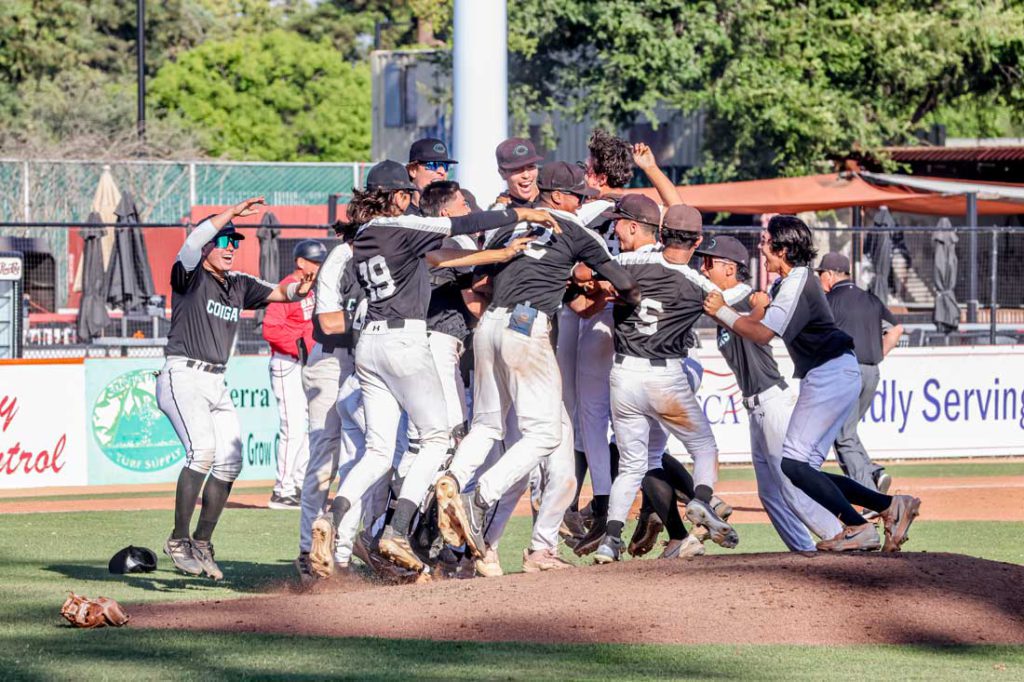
[4,223,1024,358]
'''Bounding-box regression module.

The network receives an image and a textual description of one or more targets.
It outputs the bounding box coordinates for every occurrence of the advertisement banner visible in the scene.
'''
[0,362,88,489]
[687,345,1024,462]
[85,357,281,485]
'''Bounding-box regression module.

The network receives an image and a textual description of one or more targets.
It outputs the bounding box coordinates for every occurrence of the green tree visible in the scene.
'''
[149,29,371,161]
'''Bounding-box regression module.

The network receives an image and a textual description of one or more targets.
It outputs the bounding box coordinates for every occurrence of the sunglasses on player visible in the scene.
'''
[421,161,451,172]
[214,235,241,250]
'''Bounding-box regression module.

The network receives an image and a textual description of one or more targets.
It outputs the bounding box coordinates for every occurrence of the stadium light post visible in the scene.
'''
[137,0,146,140]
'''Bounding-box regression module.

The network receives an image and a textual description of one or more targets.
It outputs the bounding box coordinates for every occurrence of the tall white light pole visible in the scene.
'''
[452,0,508,203]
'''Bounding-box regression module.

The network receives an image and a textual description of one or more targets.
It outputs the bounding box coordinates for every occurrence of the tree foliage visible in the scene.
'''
[149,29,371,161]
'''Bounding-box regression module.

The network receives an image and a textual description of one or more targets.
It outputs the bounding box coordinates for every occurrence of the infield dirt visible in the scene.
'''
[131,552,1024,646]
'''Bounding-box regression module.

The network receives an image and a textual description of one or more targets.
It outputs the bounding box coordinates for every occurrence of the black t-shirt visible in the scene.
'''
[612,245,717,360]
[484,209,613,316]
[763,267,855,379]
[826,280,897,365]
[165,262,274,365]
[714,283,786,397]
[426,234,475,341]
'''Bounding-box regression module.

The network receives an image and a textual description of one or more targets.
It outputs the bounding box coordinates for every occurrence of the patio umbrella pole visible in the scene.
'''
[967,192,978,323]
[851,205,862,284]
[990,229,998,345]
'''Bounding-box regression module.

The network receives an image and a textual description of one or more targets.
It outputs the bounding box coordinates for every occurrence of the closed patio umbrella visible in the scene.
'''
[932,218,960,333]
[105,192,154,312]
[75,211,110,342]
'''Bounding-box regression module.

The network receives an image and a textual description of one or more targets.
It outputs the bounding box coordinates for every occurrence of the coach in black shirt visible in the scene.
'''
[818,252,904,493]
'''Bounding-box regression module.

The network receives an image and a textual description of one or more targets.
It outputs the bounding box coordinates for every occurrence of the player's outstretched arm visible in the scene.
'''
[704,291,776,345]
[426,237,535,268]
[592,260,641,306]
[266,270,316,303]
[178,197,265,270]
[633,143,681,207]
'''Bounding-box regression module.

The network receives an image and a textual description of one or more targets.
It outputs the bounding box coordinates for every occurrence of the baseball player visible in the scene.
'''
[322,160,561,573]
[818,252,903,493]
[577,198,738,563]
[263,239,327,510]
[696,235,844,551]
[493,138,544,207]
[434,161,640,565]
[406,138,457,215]
[704,215,921,552]
[157,197,314,579]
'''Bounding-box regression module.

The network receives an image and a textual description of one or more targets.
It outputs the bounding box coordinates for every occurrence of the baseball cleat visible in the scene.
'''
[875,472,893,495]
[190,539,224,580]
[353,531,419,584]
[294,552,318,587]
[522,548,573,573]
[560,509,589,540]
[435,476,487,558]
[268,493,301,510]
[685,499,739,549]
[309,514,337,578]
[475,546,504,578]
[816,522,882,552]
[660,534,705,559]
[711,495,733,521]
[378,527,425,572]
[163,537,204,576]
[594,536,623,564]
[628,510,664,557]
[881,495,921,552]
[572,515,608,556]
[434,475,468,548]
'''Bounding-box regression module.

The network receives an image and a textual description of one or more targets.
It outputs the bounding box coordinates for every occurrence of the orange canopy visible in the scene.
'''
[630,173,1024,216]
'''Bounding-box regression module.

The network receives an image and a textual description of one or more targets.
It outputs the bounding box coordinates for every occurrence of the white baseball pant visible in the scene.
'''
[747,384,843,550]
[297,345,346,554]
[608,356,718,525]
[336,320,449,536]
[782,353,861,468]
[449,307,563,506]
[156,356,242,482]
[269,352,310,498]
[555,307,583,448]
[575,306,615,494]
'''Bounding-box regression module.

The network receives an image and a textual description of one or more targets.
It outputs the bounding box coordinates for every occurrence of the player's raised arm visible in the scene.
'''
[179,197,265,270]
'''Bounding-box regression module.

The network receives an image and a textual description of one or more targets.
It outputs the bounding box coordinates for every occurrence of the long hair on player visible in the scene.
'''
[766,215,817,267]
[347,188,407,225]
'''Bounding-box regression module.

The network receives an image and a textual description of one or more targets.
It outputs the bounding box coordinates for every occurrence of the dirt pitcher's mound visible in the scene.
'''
[131,552,1024,645]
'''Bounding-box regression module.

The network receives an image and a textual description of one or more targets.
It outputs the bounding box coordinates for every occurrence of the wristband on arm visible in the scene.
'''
[716,306,740,328]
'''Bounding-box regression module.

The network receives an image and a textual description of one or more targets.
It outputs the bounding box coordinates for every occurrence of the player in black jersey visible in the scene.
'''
[492,137,544,208]
[435,162,640,567]
[705,215,921,552]
[157,197,315,579]
[321,160,561,574]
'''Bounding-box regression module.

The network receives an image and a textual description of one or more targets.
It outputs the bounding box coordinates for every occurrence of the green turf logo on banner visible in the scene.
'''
[92,370,182,472]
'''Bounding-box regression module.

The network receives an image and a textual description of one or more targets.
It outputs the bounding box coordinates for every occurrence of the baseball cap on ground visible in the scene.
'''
[816,252,851,273]
[408,138,457,164]
[365,160,418,192]
[108,545,158,574]
[661,205,703,233]
[605,194,661,226]
[694,235,750,265]
[496,137,544,170]
[293,239,328,264]
[537,161,599,198]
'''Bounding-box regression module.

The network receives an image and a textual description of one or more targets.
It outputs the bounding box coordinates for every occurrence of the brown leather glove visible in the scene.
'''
[60,592,130,628]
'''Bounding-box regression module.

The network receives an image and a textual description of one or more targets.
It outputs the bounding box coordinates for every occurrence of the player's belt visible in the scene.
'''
[184,359,227,374]
[741,380,789,410]
[362,319,427,334]
[613,353,668,368]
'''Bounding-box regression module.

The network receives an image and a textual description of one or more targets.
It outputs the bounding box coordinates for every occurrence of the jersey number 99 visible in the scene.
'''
[357,255,397,302]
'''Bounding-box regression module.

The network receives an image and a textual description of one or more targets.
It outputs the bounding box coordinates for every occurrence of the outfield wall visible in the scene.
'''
[1,347,1022,489]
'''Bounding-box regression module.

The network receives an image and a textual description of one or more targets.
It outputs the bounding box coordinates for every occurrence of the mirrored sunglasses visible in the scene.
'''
[214,235,241,249]
[422,161,451,172]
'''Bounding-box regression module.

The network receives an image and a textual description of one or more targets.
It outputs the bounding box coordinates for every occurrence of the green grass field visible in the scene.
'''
[2,462,1022,680]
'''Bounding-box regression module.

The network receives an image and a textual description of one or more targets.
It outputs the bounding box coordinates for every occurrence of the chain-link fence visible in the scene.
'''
[6,221,1023,359]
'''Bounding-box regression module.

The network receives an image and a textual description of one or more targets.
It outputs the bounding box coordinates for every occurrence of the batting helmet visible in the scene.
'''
[293,239,327,264]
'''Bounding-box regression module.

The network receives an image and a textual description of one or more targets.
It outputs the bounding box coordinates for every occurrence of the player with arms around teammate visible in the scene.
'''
[697,235,843,551]
[704,216,920,552]
[157,197,315,579]
[326,161,560,573]
[583,199,739,563]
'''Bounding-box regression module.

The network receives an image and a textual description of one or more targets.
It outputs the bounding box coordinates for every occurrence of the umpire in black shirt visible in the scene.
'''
[817,252,904,493]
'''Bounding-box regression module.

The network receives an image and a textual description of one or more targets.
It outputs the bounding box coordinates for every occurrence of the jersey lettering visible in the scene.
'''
[357,255,397,302]
[206,299,240,322]
[635,298,663,335]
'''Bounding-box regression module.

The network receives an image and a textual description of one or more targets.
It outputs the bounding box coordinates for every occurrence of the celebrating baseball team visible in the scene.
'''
[154,128,922,585]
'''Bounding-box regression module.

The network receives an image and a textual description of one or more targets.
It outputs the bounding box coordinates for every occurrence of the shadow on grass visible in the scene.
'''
[41,559,295,596]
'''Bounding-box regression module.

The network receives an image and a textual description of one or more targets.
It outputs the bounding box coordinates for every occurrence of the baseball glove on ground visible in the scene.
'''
[60,592,130,628]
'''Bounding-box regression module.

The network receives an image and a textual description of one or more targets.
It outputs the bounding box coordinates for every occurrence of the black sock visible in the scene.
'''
[608,441,620,482]
[638,490,654,516]
[390,499,418,536]
[694,485,713,504]
[172,468,206,540]
[606,520,624,539]
[781,458,867,527]
[330,496,351,527]
[193,476,234,542]
[590,494,609,517]
[571,450,588,511]
[825,473,893,513]
[642,469,688,540]
[660,454,696,500]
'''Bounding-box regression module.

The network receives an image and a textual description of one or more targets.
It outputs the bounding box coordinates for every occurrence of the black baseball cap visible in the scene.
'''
[537,161,599,198]
[209,225,245,243]
[662,205,703,233]
[605,194,661,226]
[816,252,851,273]
[496,138,544,170]
[408,138,457,164]
[108,545,158,574]
[695,235,750,265]
[365,160,418,192]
